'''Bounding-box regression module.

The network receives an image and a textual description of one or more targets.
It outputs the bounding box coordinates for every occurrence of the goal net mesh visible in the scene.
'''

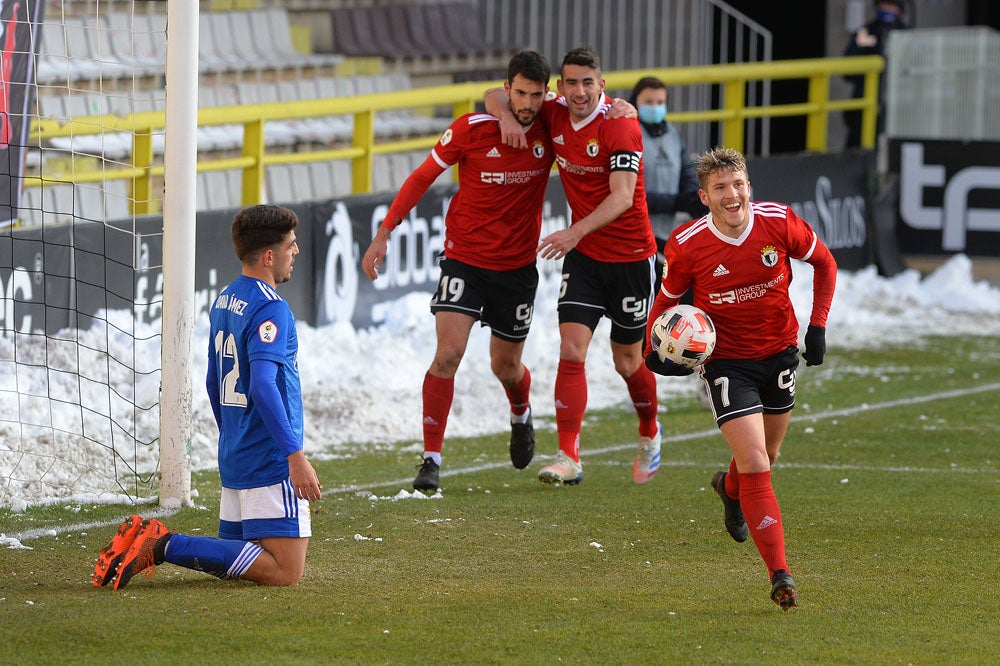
[1,0,166,509]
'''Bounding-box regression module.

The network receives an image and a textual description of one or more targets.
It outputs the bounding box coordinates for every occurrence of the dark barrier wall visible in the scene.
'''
[889,139,1000,256]
[747,150,875,271]
[1,151,876,336]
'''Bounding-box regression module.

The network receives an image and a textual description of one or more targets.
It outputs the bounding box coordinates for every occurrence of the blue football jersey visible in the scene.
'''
[207,276,303,489]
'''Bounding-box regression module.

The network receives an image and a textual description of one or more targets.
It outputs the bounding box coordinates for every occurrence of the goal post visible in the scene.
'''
[1,0,198,509]
[158,0,199,508]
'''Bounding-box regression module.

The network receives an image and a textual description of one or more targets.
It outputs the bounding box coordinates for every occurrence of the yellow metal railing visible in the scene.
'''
[25,56,883,214]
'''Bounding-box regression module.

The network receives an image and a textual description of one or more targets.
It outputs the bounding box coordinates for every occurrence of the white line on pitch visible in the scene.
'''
[328,381,1000,495]
[10,382,997,543]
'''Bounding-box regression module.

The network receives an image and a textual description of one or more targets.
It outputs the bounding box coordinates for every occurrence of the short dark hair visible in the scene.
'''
[231,204,299,263]
[629,76,666,106]
[506,49,551,86]
[561,46,601,75]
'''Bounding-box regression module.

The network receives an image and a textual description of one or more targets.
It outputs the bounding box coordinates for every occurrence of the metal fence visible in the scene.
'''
[471,0,773,155]
[885,26,1000,140]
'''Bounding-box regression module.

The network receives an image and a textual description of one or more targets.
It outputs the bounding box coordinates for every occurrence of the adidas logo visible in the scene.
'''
[553,134,564,144]
[423,416,439,426]
[712,264,730,277]
[486,147,501,157]
[756,515,778,531]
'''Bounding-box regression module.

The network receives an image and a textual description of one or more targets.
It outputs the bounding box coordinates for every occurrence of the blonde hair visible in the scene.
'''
[694,147,747,190]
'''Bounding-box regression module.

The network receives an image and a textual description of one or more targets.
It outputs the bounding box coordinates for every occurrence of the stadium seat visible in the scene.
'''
[265,164,297,205]
[75,182,131,223]
[385,5,435,59]
[248,9,343,70]
[198,14,240,74]
[330,160,353,197]
[329,7,373,57]
[104,12,165,77]
[36,21,103,84]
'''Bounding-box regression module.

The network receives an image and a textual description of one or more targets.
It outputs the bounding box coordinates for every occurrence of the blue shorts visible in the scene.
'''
[218,478,312,541]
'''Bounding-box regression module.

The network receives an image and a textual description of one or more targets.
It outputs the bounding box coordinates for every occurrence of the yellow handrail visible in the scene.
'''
[24,56,883,214]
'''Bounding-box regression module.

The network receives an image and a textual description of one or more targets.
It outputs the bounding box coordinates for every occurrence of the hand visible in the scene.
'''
[362,225,392,280]
[537,227,581,261]
[499,109,528,149]
[644,352,694,377]
[288,451,323,502]
[802,325,826,366]
[855,27,877,48]
[607,97,637,120]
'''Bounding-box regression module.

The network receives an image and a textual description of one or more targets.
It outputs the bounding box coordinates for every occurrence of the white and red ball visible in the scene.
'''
[650,304,717,369]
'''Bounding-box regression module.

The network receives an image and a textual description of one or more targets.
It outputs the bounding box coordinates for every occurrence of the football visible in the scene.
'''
[649,304,717,369]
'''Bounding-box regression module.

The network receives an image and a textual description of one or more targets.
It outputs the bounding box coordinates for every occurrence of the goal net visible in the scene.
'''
[1,0,173,510]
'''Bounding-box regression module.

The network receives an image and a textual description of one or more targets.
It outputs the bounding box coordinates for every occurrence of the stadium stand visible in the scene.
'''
[27,3,492,219]
[325,2,513,75]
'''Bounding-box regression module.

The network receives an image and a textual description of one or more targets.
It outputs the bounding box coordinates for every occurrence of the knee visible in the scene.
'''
[259,568,304,587]
[612,351,642,378]
[430,350,463,377]
[490,358,520,386]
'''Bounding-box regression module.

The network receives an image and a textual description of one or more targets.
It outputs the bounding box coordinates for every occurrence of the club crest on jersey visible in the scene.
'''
[532,140,545,159]
[258,320,278,343]
[440,128,453,145]
[586,139,599,157]
[761,245,779,267]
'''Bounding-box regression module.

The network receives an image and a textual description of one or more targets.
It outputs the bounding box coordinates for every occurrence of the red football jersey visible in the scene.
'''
[540,95,656,263]
[431,113,554,270]
[660,202,833,360]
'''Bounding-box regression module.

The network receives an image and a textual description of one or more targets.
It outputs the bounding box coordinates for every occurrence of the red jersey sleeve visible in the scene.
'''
[784,208,838,327]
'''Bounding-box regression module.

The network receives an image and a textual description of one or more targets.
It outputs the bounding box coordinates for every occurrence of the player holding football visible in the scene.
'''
[362,50,554,492]
[93,204,322,590]
[645,146,837,609]
[486,46,662,487]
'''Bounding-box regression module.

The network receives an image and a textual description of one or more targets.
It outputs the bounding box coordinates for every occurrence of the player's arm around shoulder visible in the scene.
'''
[484,86,528,149]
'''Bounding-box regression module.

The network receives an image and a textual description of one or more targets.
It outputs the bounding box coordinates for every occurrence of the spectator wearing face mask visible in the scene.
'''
[842,0,909,148]
[629,76,706,254]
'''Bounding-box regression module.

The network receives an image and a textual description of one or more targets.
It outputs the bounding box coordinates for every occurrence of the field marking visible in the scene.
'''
[8,382,997,544]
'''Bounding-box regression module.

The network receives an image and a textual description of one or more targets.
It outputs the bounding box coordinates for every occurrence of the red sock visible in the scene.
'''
[738,470,789,576]
[624,363,659,438]
[503,365,531,417]
[554,359,586,461]
[422,372,454,455]
[724,458,740,499]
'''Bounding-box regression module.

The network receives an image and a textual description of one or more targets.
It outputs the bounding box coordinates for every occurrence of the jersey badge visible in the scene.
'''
[586,138,599,157]
[761,245,779,268]
[258,320,278,343]
[440,128,453,145]
[532,141,545,159]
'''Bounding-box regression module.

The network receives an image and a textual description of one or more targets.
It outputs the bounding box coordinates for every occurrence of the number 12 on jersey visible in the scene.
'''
[214,331,248,407]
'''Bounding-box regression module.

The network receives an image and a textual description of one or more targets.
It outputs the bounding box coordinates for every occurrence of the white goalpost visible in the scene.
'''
[159,0,199,508]
[0,0,197,509]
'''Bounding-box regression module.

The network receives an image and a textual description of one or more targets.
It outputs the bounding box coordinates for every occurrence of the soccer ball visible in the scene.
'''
[649,305,716,369]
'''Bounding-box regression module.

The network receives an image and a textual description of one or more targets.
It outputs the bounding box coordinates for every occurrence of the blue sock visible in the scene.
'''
[163,534,264,579]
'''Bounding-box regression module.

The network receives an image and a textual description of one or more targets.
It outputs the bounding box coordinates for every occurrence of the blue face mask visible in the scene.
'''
[876,9,899,24]
[638,104,667,125]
